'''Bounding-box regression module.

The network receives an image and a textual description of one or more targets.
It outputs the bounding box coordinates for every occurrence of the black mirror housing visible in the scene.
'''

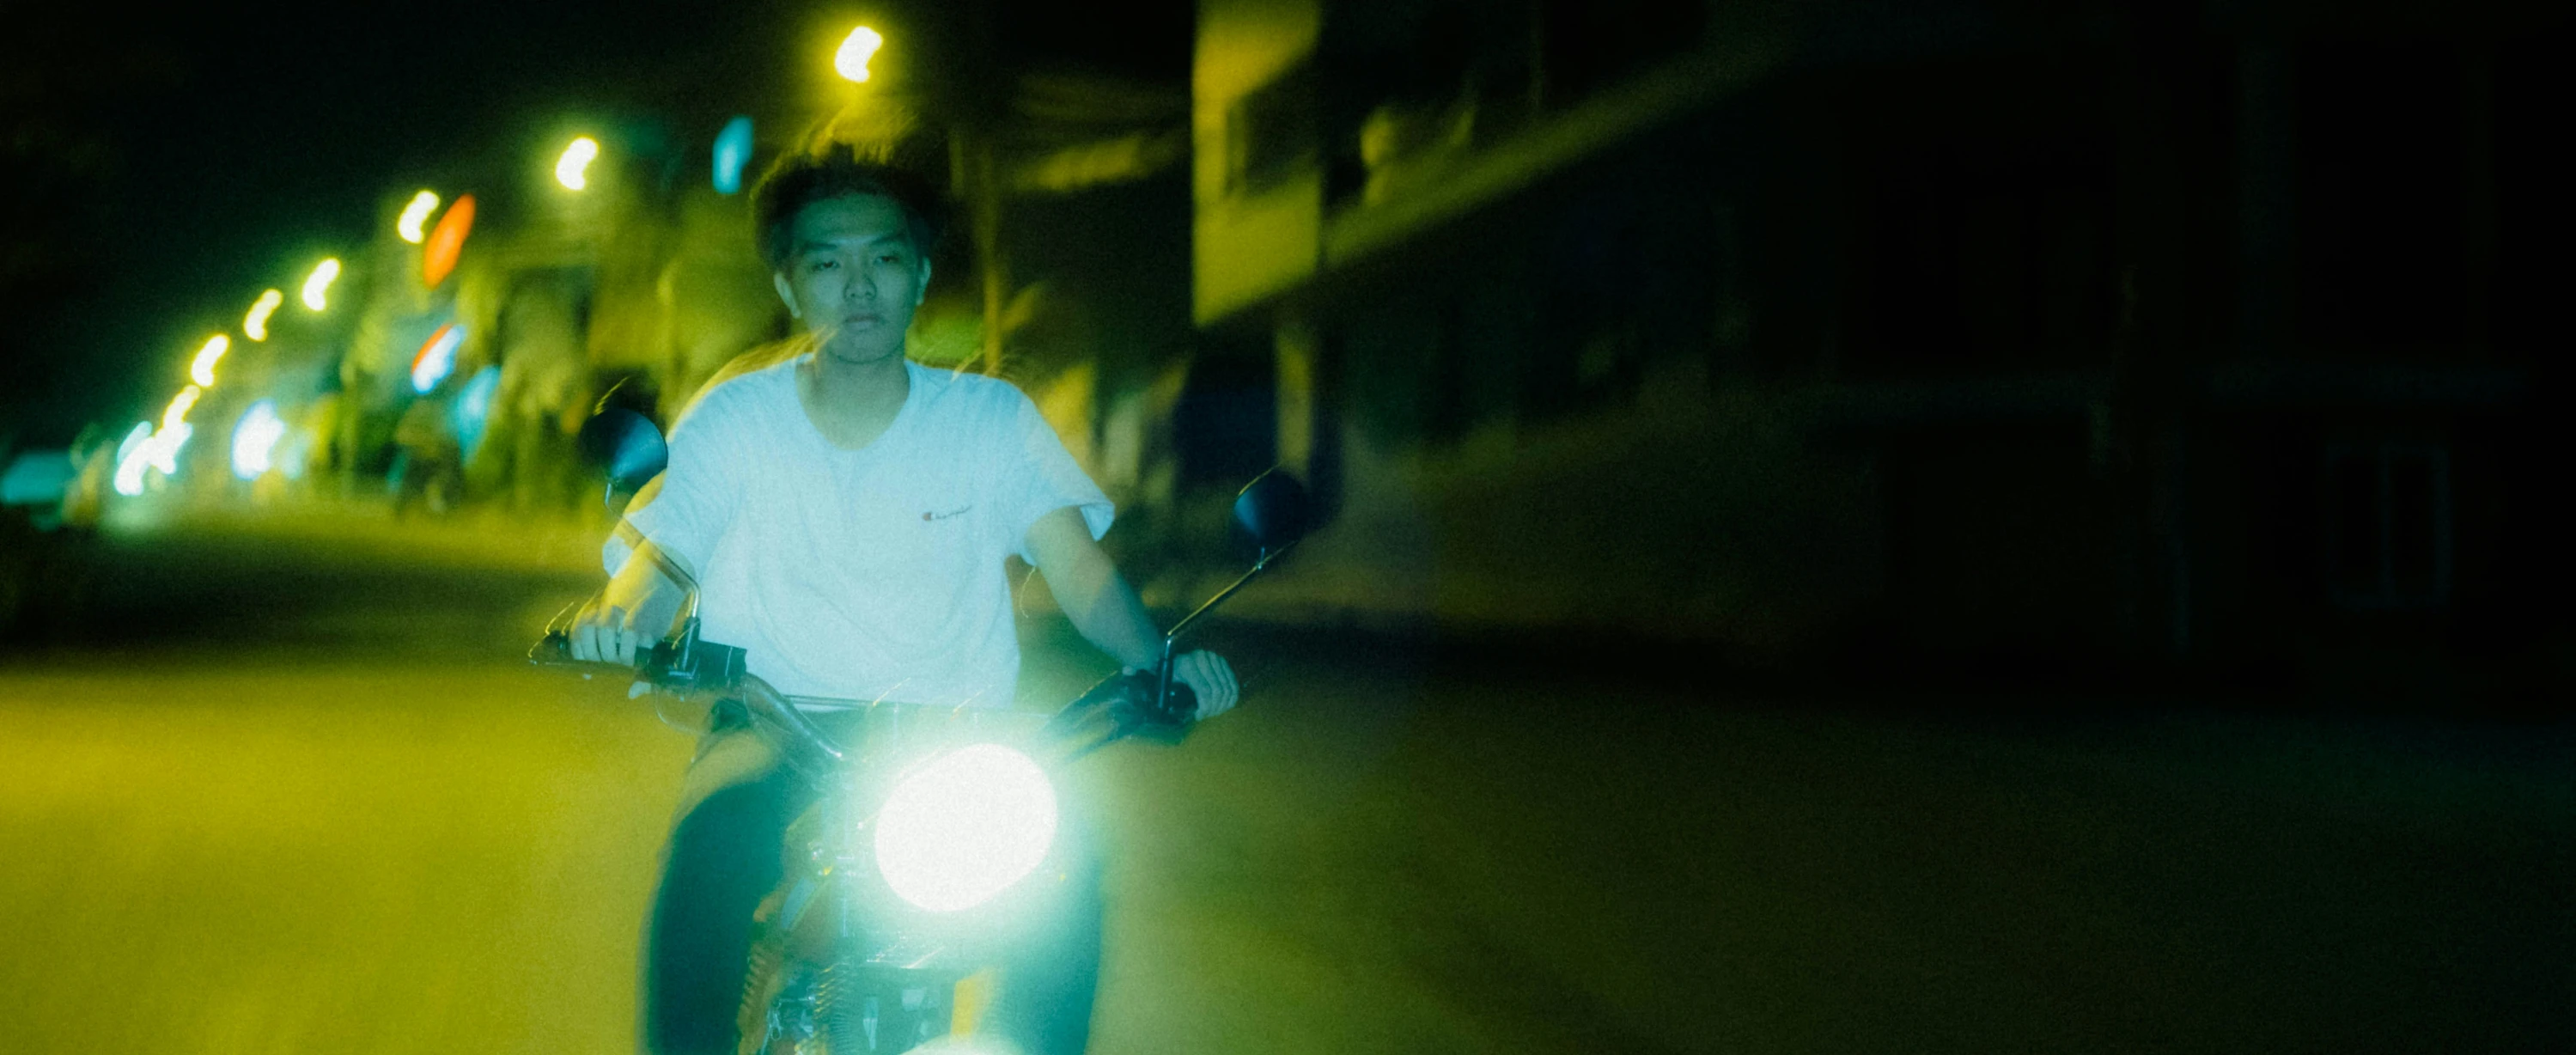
[1230,468,1311,554]
[577,408,669,498]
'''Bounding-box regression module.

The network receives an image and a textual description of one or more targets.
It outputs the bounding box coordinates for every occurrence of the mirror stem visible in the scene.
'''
[1155,540,1300,706]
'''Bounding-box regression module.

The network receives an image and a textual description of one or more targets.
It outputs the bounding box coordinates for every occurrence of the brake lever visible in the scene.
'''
[1044,670,1197,754]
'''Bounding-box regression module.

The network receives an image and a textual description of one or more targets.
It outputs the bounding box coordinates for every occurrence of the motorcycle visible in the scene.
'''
[533,408,1312,1054]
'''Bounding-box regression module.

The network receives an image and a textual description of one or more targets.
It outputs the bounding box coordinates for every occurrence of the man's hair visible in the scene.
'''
[751,146,947,270]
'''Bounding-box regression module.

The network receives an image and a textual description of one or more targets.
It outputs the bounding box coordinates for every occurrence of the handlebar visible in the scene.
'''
[1069,668,1199,727]
[530,624,748,693]
[533,616,1197,771]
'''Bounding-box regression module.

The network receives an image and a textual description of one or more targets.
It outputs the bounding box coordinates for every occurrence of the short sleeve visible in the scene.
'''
[998,388,1113,562]
[601,387,746,582]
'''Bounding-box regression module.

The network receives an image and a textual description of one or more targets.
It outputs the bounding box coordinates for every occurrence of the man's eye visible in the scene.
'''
[877,253,904,265]
[809,259,837,271]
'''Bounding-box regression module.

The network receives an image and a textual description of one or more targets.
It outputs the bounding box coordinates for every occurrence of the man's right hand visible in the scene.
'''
[568,600,653,665]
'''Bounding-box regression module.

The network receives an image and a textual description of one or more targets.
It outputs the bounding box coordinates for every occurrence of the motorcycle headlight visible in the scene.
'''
[873,743,1059,913]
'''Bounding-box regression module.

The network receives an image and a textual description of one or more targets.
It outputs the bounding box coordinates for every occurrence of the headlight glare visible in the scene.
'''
[873,744,1058,913]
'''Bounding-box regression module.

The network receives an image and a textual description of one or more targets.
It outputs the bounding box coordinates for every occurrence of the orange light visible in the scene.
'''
[423,194,476,287]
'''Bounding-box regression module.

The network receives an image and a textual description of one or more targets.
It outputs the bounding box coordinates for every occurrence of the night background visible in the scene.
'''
[3,1,2570,1052]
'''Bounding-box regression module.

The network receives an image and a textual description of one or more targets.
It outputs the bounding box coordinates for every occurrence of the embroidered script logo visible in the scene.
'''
[923,505,971,521]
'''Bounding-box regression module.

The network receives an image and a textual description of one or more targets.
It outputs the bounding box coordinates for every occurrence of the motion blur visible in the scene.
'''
[2,2,2569,1053]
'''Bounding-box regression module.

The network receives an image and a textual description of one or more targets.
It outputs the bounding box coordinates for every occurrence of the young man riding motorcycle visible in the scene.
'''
[566,146,1239,1055]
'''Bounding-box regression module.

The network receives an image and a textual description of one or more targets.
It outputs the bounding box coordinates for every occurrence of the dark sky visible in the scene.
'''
[3,0,1189,442]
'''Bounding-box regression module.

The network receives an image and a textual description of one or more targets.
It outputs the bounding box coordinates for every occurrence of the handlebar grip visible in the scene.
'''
[1155,680,1199,724]
[529,625,742,693]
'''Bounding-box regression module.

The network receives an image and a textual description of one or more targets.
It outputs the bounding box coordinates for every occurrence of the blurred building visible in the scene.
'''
[1188,0,2572,696]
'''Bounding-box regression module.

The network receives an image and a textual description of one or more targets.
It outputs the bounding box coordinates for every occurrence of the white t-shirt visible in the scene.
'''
[605,355,1111,708]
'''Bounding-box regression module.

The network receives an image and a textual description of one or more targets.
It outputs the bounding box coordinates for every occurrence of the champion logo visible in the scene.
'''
[923,505,971,521]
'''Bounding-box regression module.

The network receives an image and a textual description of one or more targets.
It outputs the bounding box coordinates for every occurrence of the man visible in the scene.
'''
[569,146,1237,1055]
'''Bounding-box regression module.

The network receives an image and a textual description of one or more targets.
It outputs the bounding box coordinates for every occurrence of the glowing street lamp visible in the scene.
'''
[301,258,341,311]
[556,137,600,191]
[230,400,288,479]
[188,334,230,387]
[110,421,154,497]
[835,26,884,83]
[397,190,442,244]
[161,386,202,433]
[243,289,283,341]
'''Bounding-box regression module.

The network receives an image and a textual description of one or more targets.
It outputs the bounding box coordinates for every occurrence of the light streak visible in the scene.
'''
[556,137,599,191]
[111,422,153,497]
[243,289,283,341]
[411,323,463,393]
[397,190,441,244]
[713,116,753,194]
[421,194,476,287]
[188,334,230,387]
[301,258,341,310]
[161,386,202,431]
[835,26,883,83]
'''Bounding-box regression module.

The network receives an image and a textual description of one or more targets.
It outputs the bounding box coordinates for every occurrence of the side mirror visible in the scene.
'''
[1231,468,1311,555]
[576,408,668,503]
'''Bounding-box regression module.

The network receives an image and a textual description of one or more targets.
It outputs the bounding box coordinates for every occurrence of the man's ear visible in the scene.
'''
[771,271,801,319]
[915,260,932,308]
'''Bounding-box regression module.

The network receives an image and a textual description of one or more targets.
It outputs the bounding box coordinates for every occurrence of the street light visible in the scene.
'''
[230,400,287,479]
[243,289,283,341]
[556,137,600,191]
[161,386,201,433]
[301,259,341,311]
[189,334,230,387]
[835,26,883,83]
[397,190,441,243]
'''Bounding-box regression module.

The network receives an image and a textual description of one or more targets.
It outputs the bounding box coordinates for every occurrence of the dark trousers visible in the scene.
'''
[641,701,1103,1055]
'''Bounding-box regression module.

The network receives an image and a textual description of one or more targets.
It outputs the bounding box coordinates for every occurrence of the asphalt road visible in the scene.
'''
[3,501,2569,1053]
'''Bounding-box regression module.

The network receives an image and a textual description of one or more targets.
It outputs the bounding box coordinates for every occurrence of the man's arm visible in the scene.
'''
[1022,506,1239,718]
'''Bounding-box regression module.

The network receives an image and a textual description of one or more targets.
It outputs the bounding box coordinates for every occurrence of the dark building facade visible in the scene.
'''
[1188,0,2572,698]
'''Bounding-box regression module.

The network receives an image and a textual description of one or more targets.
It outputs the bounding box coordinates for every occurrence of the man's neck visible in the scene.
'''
[798,345,910,449]
[807,346,907,406]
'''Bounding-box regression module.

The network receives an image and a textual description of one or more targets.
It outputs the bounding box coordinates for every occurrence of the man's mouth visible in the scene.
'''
[843,313,886,329]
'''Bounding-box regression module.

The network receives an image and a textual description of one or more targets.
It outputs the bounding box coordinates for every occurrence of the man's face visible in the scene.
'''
[772,193,930,366]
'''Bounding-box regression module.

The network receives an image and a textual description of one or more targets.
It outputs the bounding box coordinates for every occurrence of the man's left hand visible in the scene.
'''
[1168,650,1239,720]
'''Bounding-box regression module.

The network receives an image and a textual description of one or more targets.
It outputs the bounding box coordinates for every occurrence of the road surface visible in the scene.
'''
[2,500,2568,1052]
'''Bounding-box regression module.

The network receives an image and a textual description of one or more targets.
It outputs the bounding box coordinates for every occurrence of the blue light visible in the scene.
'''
[713,116,754,195]
[449,365,502,460]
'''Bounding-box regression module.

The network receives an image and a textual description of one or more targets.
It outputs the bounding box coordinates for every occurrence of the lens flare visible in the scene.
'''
[230,400,287,479]
[189,335,230,387]
[243,290,283,341]
[302,259,341,311]
[873,744,1058,913]
[397,190,441,244]
[835,26,883,83]
[556,137,600,191]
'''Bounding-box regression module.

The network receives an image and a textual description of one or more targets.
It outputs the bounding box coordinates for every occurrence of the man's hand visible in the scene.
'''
[1168,649,1239,721]
[568,598,653,666]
